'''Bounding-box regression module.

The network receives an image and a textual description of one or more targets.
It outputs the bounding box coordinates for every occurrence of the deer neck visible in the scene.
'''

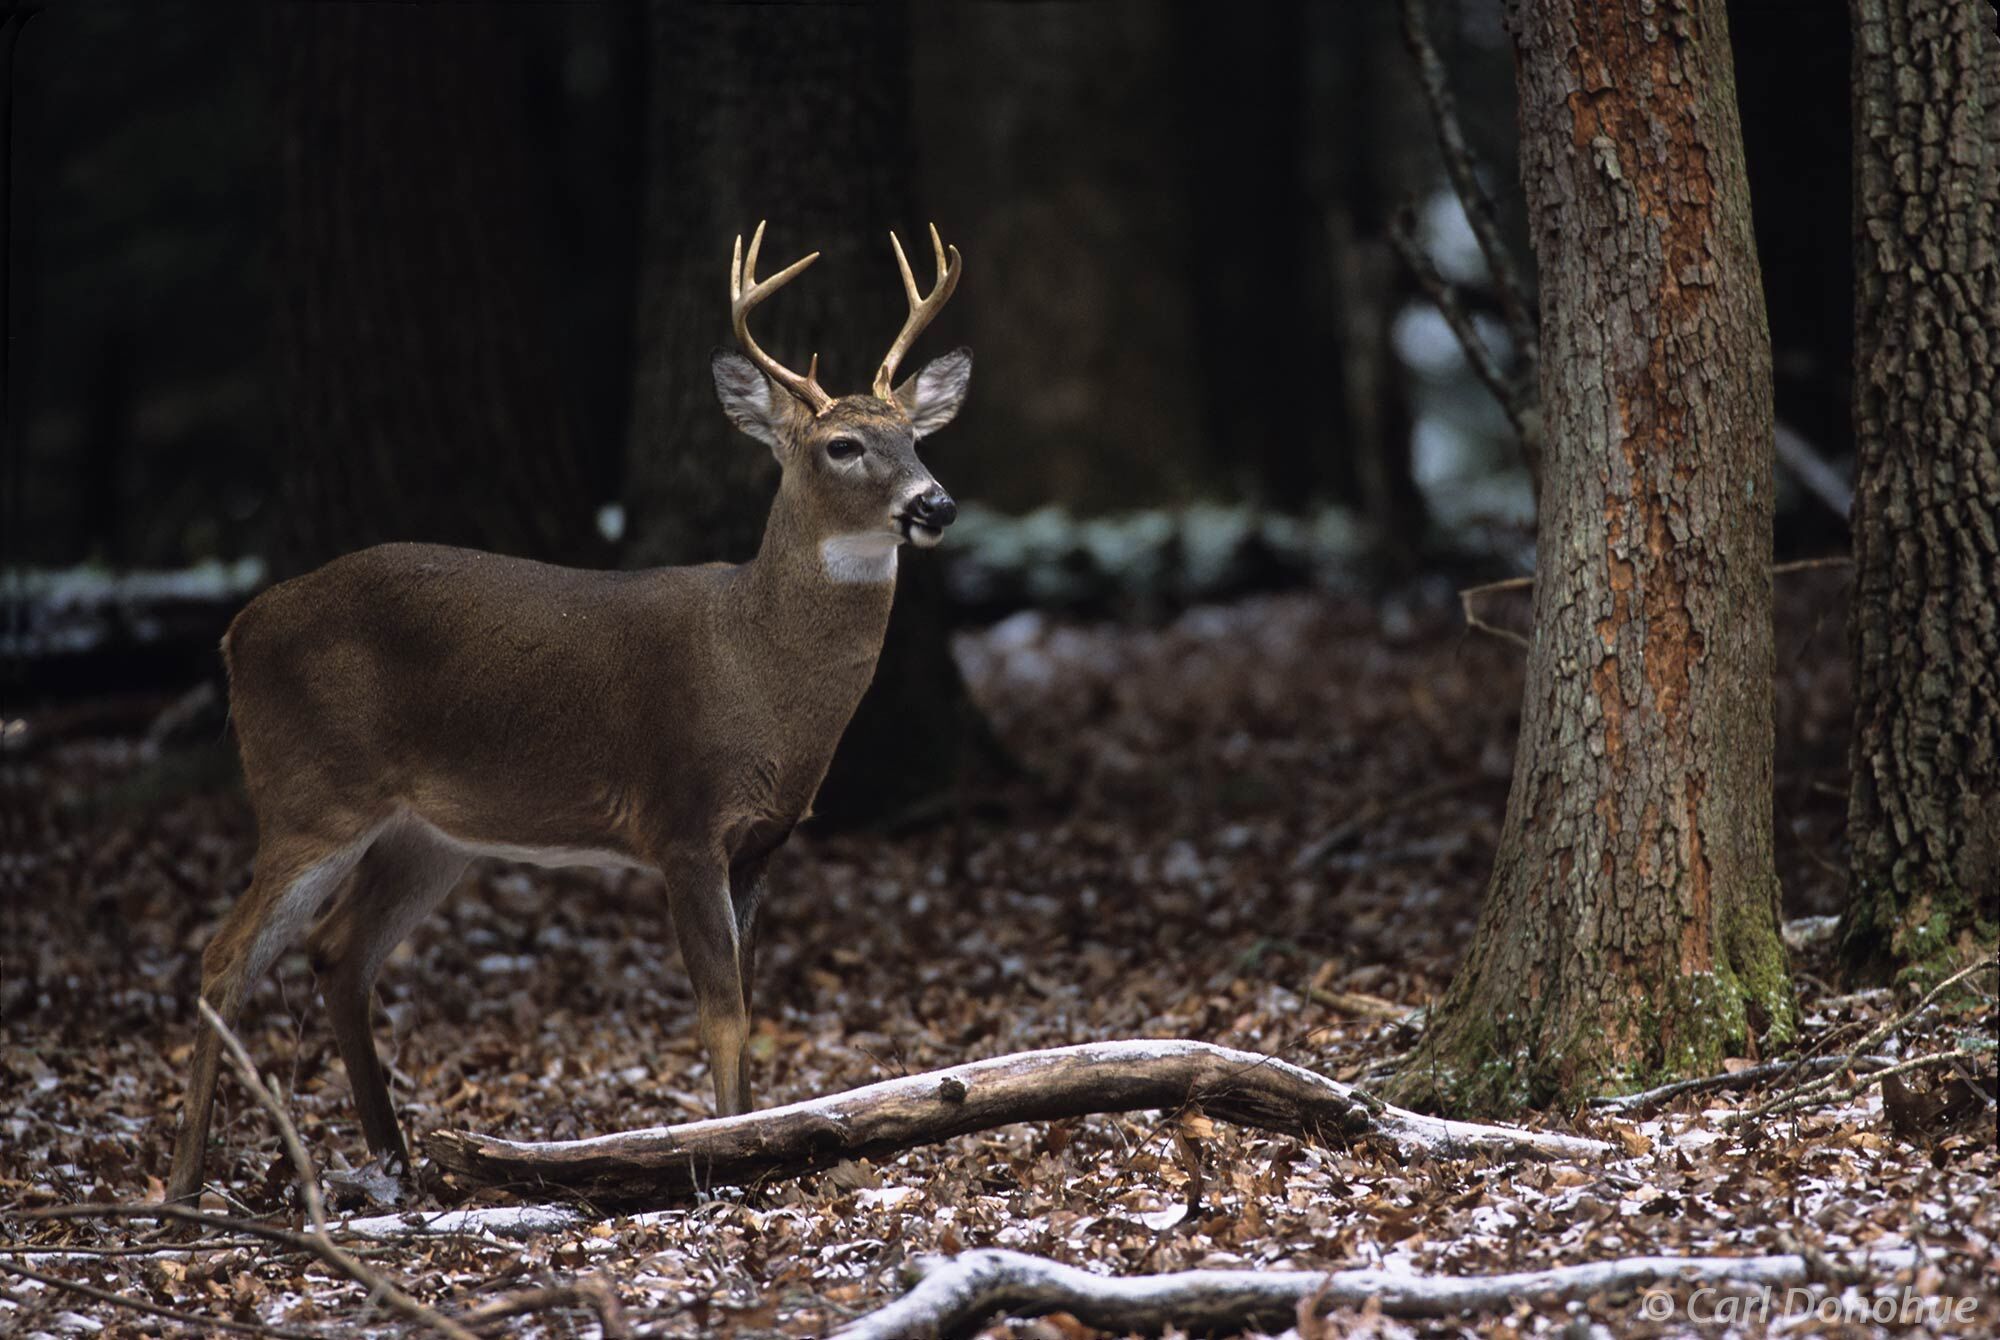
[731,482,898,669]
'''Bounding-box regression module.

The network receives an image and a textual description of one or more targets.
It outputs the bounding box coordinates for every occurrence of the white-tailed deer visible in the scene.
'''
[165,222,970,1203]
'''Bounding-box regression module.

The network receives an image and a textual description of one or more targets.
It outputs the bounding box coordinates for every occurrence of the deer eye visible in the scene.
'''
[826,438,863,462]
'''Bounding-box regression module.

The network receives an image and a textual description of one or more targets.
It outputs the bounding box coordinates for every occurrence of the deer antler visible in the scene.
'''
[731,221,835,415]
[873,223,963,402]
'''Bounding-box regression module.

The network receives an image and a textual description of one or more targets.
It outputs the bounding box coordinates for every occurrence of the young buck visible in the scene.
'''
[165,222,970,1203]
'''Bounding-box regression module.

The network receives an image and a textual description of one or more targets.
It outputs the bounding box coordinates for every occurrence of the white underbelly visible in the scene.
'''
[401,812,648,872]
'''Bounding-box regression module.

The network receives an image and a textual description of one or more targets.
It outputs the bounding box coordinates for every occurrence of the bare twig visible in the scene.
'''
[831,1246,1922,1339]
[199,1000,482,1340]
[1773,421,1853,520]
[1769,556,1853,576]
[1727,960,1997,1125]
[1307,988,1416,1022]
[1389,206,1536,461]
[1459,559,1853,652]
[1456,576,1533,651]
[458,1278,633,1339]
[1586,1055,1898,1115]
[0,1257,327,1340]
[1290,773,1496,873]
[25,1201,343,1245]
[1398,0,1537,361]
[1740,1050,1986,1123]
[0,1236,280,1258]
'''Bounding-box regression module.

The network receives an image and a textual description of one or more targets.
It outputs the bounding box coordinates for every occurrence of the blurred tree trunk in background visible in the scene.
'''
[1840,0,1999,983]
[909,0,1211,515]
[269,5,597,573]
[1388,0,1794,1115]
[624,0,990,825]
[1170,1,1331,506]
[1310,0,1430,561]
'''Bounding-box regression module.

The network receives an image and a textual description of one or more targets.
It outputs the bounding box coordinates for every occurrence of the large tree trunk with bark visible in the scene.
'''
[623,0,990,825]
[1387,0,1795,1116]
[269,5,598,573]
[1839,0,2000,984]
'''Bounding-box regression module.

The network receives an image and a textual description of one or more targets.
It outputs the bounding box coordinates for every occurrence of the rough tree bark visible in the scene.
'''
[1839,0,2000,984]
[1387,0,1795,1116]
[623,0,990,824]
[269,6,598,573]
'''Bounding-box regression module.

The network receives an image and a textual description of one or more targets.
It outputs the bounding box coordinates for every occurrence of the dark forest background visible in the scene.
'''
[10,0,1851,588]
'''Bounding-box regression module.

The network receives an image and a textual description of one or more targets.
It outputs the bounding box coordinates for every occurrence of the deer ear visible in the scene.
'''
[895,348,973,439]
[712,350,792,453]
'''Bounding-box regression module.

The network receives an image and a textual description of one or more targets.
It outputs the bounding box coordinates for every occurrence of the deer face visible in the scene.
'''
[712,352,970,564]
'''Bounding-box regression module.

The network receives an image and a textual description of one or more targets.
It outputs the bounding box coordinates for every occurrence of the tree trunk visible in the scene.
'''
[269,5,597,573]
[1387,0,1794,1116]
[622,0,992,824]
[1840,0,2000,984]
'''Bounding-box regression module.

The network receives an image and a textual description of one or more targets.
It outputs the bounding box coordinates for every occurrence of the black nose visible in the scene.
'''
[910,489,957,528]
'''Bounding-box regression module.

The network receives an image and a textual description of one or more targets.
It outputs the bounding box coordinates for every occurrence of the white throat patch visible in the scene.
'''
[820,532,902,584]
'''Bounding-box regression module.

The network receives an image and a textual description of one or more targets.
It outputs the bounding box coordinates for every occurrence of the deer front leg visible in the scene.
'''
[728,857,771,1114]
[665,855,751,1118]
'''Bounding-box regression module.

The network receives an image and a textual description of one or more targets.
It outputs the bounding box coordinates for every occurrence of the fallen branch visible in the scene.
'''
[1586,1055,1897,1115]
[831,1246,1924,1340]
[337,1205,593,1243]
[426,1041,1609,1204]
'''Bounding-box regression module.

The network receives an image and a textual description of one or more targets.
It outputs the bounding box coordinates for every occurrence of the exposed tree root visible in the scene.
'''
[426,1040,1609,1205]
[831,1246,1923,1340]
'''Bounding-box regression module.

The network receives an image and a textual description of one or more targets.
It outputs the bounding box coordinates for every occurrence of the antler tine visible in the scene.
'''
[730,220,834,414]
[873,223,963,402]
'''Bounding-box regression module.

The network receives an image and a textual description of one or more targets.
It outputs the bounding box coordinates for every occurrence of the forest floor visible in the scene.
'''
[4,568,1995,1338]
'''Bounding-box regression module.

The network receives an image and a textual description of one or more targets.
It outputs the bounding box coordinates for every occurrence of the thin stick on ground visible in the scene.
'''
[1290,772,1495,874]
[0,1236,276,1258]
[198,1000,484,1340]
[1737,1049,1987,1124]
[1727,959,1998,1125]
[830,1246,1925,1340]
[426,1040,1610,1206]
[456,1278,633,1339]
[1586,1055,1897,1115]
[0,1257,329,1340]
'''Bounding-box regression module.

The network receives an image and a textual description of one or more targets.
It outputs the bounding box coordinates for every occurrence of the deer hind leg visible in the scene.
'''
[307,822,469,1176]
[665,852,751,1118]
[166,824,378,1204]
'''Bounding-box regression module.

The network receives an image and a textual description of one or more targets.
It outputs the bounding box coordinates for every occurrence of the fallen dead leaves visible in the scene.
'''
[4,575,1995,1336]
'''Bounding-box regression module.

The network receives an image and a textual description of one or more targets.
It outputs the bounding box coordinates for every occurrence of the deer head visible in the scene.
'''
[712,222,971,580]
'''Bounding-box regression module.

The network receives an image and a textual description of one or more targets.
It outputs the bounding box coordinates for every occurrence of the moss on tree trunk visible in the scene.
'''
[1387,0,1796,1117]
[1839,0,2000,987]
